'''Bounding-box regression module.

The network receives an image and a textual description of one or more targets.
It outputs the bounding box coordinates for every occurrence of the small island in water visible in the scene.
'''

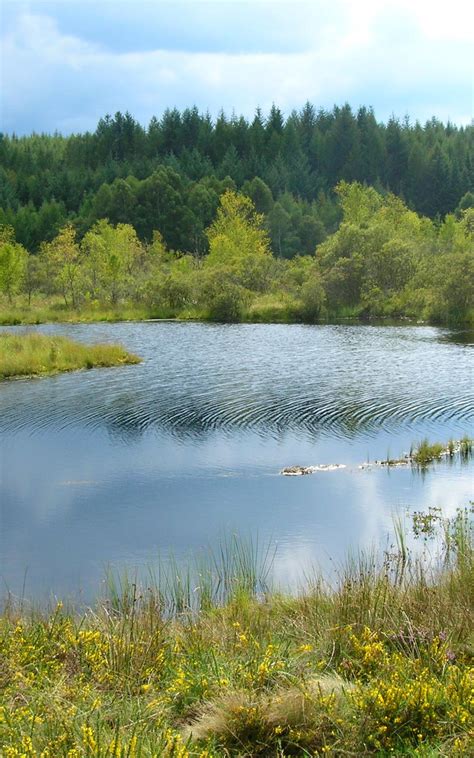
[0,332,141,380]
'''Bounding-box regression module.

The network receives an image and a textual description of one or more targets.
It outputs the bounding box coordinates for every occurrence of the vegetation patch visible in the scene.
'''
[410,437,473,467]
[0,331,141,379]
[411,439,448,466]
[0,508,472,756]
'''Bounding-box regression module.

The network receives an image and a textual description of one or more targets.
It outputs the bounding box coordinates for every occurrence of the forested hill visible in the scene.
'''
[0,104,473,255]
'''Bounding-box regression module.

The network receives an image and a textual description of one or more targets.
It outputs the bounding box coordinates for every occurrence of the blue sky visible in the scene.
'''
[1,0,473,135]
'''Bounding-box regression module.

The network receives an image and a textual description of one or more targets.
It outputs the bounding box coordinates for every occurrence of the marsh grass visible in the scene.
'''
[411,439,446,466]
[0,332,141,379]
[460,435,473,461]
[406,437,473,469]
[1,509,472,757]
[0,295,177,326]
[244,293,300,323]
[105,535,275,617]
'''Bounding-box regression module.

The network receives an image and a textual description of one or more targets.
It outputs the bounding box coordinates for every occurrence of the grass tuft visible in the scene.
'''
[411,439,446,466]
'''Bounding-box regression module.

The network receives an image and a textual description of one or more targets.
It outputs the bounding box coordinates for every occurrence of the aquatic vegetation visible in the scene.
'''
[281,437,473,476]
[411,439,446,466]
[412,507,444,538]
[375,437,471,469]
[460,435,473,460]
[410,437,473,467]
[0,509,472,756]
[0,332,141,379]
[0,296,164,326]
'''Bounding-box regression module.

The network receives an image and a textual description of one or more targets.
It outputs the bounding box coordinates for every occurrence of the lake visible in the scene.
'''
[0,322,473,603]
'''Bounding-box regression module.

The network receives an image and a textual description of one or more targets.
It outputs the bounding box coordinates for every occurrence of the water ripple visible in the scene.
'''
[0,323,472,441]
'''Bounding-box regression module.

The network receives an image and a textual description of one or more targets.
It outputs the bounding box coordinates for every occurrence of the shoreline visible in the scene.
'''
[1,309,469,329]
[1,508,472,757]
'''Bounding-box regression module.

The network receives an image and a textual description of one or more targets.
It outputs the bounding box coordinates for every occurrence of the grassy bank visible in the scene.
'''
[0,332,141,379]
[1,509,472,757]
[0,296,451,329]
[0,297,168,326]
[0,296,319,327]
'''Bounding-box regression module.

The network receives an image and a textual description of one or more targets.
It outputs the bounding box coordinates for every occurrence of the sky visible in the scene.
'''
[1,0,473,135]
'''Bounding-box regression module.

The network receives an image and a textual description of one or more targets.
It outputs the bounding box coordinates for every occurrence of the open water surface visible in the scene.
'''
[0,322,473,602]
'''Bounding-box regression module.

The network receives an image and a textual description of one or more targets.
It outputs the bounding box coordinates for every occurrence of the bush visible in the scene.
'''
[207,284,247,322]
[300,274,327,322]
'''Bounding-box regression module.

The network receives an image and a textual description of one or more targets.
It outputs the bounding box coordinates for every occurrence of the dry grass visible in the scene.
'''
[183,674,353,749]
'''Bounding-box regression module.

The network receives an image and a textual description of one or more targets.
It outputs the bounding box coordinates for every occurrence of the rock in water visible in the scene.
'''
[280,466,314,476]
[281,464,346,476]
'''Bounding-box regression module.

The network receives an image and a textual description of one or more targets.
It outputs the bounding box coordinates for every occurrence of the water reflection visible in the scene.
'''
[0,323,472,602]
[436,328,474,346]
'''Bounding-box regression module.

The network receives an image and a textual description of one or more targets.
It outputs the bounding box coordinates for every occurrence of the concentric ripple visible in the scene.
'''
[0,322,473,440]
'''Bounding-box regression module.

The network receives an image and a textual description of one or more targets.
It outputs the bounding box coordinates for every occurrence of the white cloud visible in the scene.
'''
[1,2,472,134]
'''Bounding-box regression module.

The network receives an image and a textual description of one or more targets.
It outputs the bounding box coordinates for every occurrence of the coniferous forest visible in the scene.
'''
[0,104,473,324]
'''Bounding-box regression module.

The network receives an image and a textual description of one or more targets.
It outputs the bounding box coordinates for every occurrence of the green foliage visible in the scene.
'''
[241,176,273,215]
[456,190,474,216]
[0,226,27,302]
[205,190,273,291]
[0,184,472,326]
[317,183,473,321]
[245,292,298,323]
[300,269,327,322]
[81,219,144,304]
[200,269,249,322]
[335,180,384,225]
[40,224,82,307]
[146,251,196,312]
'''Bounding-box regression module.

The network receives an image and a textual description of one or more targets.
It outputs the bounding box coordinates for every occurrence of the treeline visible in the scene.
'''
[0,104,473,255]
[1,184,473,324]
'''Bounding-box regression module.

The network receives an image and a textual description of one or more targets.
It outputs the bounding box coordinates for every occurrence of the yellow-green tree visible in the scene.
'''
[40,225,82,307]
[424,209,474,321]
[317,183,432,314]
[145,232,197,312]
[81,220,143,304]
[205,190,273,292]
[0,226,28,303]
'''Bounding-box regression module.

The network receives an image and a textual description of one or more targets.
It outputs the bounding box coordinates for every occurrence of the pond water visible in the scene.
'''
[0,322,473,603]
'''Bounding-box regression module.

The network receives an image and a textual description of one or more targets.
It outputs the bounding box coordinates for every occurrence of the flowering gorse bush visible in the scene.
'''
[1,509,472,756]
